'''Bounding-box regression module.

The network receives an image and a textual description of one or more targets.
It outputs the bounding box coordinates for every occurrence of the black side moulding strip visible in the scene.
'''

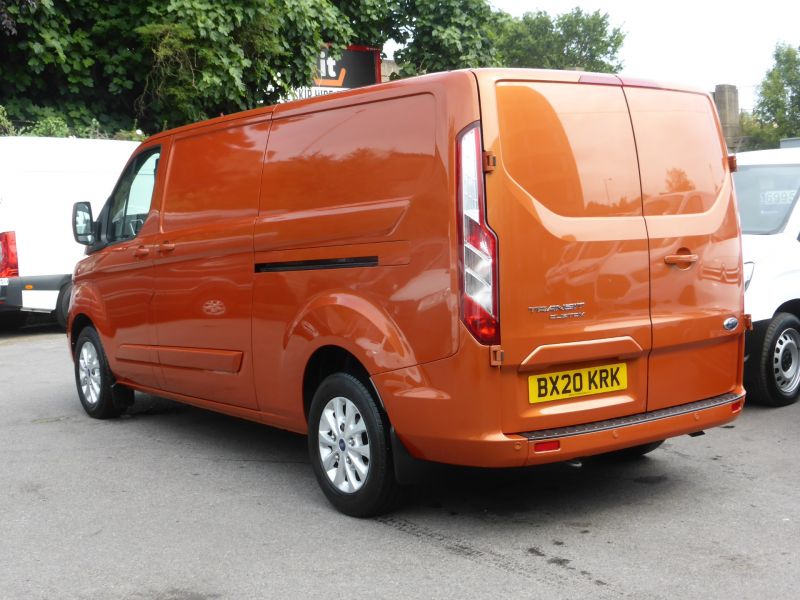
[255,256,379,273]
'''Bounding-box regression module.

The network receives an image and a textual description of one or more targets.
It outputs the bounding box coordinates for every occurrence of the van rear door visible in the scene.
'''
[476,72,652,433]
[623,85,743,410]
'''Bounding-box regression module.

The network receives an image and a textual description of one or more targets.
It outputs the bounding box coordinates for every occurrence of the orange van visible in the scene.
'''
[68,69,746,516]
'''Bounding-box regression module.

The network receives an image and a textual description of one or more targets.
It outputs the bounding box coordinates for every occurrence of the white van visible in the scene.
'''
[0,137,137,329]
[735,147,800,406]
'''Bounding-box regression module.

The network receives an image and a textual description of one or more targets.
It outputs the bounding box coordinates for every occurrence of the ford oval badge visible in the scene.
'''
[723,317,739,331]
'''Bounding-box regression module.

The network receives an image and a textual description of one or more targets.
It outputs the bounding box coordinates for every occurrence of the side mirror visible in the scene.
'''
[72,202,95,245]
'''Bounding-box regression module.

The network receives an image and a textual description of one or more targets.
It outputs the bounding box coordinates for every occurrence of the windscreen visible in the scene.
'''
[734,164,800,234]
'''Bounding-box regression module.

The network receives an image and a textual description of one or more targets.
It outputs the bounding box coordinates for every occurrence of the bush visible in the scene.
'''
[25,114,71,137]
[0,105,15,135]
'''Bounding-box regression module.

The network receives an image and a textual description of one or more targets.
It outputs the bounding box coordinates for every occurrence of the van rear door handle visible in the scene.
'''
[133,246,150,257]
[159,242,176,253]
[664,253,698,266]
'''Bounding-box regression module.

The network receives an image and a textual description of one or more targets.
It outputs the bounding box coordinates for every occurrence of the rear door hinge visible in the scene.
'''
[483,151,496,173]
[490,345,504,367]
[743,313,753,331]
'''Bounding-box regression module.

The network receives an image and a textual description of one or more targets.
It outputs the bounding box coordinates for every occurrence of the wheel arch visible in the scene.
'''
[302,345,378,421]
[280,291,417,425]
[775,300,800,321]
[69,313,94,355]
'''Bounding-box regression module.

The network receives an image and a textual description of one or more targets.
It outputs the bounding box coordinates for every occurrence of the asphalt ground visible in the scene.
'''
[1,321,798,599]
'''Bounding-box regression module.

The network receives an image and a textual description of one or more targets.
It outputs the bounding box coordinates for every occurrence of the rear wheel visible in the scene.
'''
[55,282,72,329]
[748,313,800,407]
[308,373,398,517]
[74,326,125,419]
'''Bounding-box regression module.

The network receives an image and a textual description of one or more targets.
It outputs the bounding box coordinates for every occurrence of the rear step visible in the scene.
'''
[519,392,743,441]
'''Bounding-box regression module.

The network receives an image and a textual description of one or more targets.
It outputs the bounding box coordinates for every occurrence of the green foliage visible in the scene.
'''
[493,8,624,72]
[0,0,626,137]
[0,0,36,35]
[394,0,498,76]
[739,112,781,151]
[0,105,15,135]
[24,113,69,136]
[0,0,363,133]
[754,43,800,146]
[332,0,404,48]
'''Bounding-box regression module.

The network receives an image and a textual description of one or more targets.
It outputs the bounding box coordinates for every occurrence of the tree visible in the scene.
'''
[0,0,35,35]
[394,0,498,76]
[0,0,627,136]
[753,43,800,146]
[493,8,624,73]
[0,0,398,133]
[738,112,781,151]
[134,0,352,129]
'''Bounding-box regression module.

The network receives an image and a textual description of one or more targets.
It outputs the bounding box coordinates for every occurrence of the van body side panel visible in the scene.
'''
[151,118,270,409]
[477,76,652,433]
[253,80,479,425]
[624,87,745,410]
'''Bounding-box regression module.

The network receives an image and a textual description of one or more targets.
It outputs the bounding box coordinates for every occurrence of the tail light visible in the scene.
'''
[457,122,499,344]
[0,231,18,278]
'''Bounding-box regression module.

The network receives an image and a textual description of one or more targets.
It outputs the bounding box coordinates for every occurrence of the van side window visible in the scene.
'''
[108,147,160,242]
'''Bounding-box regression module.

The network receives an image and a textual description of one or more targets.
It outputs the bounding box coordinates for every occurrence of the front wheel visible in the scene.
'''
[308,373,398,517]
[749,313,800,407]
[74,326,125,419]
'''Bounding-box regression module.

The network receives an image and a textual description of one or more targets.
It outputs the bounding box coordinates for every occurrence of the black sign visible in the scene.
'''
[314,46,380,90]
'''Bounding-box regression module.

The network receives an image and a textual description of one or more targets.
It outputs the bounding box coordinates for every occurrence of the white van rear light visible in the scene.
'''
[457,123,499,345]
[0,231,18,278]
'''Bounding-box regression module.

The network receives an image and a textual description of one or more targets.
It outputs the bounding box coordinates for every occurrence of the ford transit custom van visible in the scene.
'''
[69,69,746,516]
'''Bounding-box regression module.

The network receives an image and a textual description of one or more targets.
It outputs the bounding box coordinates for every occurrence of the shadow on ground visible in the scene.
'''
[119,390,721,522]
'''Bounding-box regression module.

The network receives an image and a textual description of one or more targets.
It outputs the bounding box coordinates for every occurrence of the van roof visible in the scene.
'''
[0,136,139,174]
[469,68,708,95]
[736,147,800,166]
[144,68,709,143]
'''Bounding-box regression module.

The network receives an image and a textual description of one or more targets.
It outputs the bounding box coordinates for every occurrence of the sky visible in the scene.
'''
[486,0,800,111]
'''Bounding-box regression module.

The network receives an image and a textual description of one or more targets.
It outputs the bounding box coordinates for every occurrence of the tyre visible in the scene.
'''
[55,282,73,329]
[748,312,800,407]
[308,373,398,517]
[74,326,125,419]
[599,440,664,462]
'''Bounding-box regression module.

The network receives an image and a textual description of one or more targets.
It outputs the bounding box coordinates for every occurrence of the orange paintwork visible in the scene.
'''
[68,68,744,468]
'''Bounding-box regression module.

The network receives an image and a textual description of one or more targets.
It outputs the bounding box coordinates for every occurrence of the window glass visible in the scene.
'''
[734,165,800,234]
[108,147,160,242]
[625,88,725,216]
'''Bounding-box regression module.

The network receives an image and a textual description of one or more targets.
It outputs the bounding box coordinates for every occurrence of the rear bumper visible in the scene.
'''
[0,274,71,311]
[383,387,743,468]
[520,392,743,465]
[374,330,745,468]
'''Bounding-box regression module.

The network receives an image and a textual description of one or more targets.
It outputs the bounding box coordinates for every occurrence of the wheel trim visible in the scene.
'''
[773,327,800,395]
[79,341,102,406]
[318,396,371,493]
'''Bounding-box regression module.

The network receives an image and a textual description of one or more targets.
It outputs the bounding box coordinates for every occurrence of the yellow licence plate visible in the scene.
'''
[528,363,627,404]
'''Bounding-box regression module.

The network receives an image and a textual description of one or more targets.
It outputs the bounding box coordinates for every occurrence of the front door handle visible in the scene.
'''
[133,246,150,257]
[664,253,698,267]
[159,242,176,253]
